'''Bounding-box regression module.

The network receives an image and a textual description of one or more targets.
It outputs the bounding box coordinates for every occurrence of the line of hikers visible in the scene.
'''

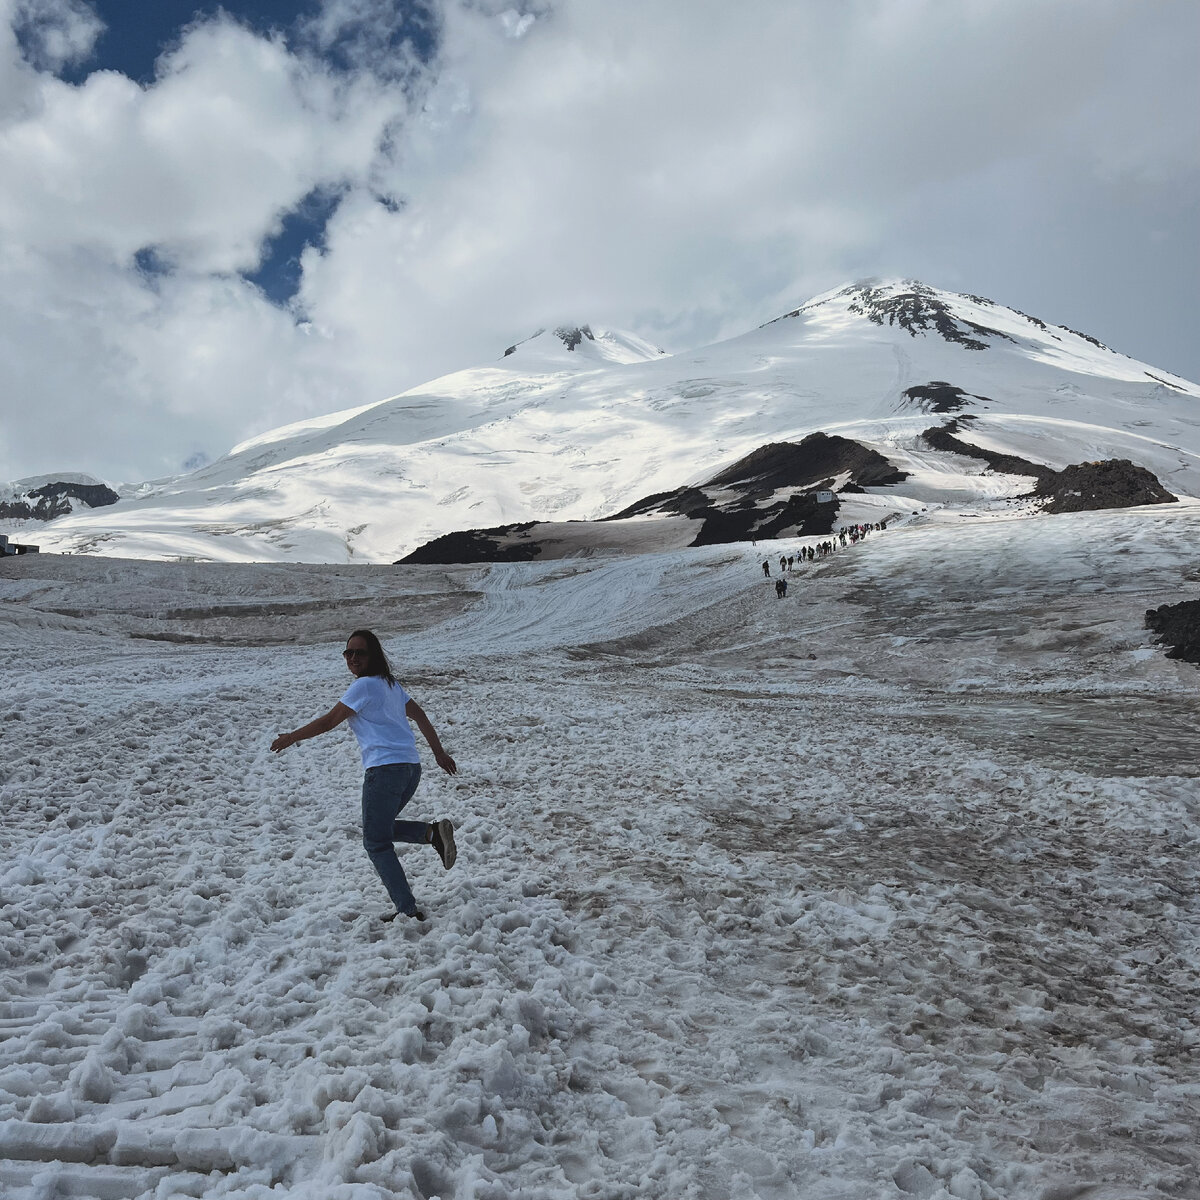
[760,521,889,597]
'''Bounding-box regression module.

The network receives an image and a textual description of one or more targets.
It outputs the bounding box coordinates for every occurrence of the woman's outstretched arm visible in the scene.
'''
[271,702,354,753]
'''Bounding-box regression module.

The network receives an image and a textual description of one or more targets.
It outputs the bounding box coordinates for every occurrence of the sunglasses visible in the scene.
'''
[343,648,369,660]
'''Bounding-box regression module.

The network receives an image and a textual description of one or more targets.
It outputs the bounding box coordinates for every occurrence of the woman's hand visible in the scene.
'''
[407,699,457,775]
[271,704,353,754]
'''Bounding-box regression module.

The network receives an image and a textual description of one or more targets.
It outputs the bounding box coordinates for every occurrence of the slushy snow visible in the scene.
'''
[2,501,1199,1198]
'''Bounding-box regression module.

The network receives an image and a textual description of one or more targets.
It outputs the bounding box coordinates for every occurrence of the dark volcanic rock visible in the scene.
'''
[0,500,39,520]
[555,325,595,351]
[769,281,1015,351]
[1060,326,1111,352]
[398,523,542,564]
[845,281,1014,351]
[0,480,120,521]
[902,382,991,414]
[921,424,1178,513]
[691,490,838,545]
[1144,371,1188,394]
[608,433,904,543]
[1033,460,1177,513]
[616,433,907,522]
[1145,600,1200,665]
[606,487,711,522]
[400,433,905,563]
[704,433,907,495]
[921,421,1053,480]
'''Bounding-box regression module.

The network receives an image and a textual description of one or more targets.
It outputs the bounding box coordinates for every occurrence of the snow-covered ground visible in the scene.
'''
[2,505,1199,1199]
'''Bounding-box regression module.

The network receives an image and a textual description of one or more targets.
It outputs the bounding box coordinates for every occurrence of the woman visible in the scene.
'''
[271,629,458,922]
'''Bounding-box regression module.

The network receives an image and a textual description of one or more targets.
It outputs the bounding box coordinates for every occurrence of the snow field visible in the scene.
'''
[1,508,1199,1198]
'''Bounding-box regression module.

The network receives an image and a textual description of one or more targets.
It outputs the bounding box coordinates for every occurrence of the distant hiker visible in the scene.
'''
[271,629,458,923]
[762,559,771,577]
[775,578,787,598]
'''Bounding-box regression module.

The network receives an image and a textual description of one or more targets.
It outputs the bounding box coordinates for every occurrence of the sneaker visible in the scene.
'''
[430,819,457,870]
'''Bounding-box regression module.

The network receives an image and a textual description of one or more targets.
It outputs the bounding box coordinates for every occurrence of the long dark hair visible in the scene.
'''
[346,629,396,686]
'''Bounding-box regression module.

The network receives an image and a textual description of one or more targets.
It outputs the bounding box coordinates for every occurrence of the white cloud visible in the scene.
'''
[10,0,102,72]
[299,0,1200,388]
[0,0,1197,483]
[0,5,419,480]
[0,19,404,272]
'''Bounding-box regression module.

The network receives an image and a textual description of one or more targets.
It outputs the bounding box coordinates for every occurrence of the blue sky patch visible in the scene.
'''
[243,185,348,306]
[37,3,438,309]
[59,1,323,85]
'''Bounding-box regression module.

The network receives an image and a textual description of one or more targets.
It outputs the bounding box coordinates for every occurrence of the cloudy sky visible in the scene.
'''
[1,0,1197,484]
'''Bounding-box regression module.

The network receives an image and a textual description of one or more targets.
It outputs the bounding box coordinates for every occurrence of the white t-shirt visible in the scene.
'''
[340,675,419,769]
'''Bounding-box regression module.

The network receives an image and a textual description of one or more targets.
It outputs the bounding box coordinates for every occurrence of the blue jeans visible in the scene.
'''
[361,763,427,915]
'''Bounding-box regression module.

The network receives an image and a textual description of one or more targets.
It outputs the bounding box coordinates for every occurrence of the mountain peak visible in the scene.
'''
[769,278,1128,360]
[501,324,667,369]
[770,278,1011,351]
[843,279,1013,351]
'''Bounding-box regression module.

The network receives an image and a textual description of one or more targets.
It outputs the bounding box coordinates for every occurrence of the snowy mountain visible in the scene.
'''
[0,474,119,523]
[17,279,1200,563]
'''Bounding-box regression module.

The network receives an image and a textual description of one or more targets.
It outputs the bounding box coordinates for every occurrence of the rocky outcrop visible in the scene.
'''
[614,433,906,519]
[921,422,1177,513]
[398,433,905,563]
[555,325,595,351]
[1145,600,1200,665]
[0,480,119,521]
[844,281,1015,350]
[1032,460,1177,514]
[902,382,991,414]
[921,419,1052,480]
[400,523,542,565]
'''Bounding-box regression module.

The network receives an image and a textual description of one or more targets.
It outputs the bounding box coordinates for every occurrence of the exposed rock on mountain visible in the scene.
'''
[503,327,597,356]
[501,324,666,364]
[902,382,989,414]
[1033,460,1177,514]
[921,421,1178,513]
[1145,600,1200,665]
[846,281,1014,350]
[614,434,900,514]
[773,280,1017,350]
[1142,600,1200,667]
[922,419,1052,480]
[612,433,904,543]
[400,434,904,564]
[556,325,594,351]
[401,522,543,565]
[0,479,119,521]
[706,434,908,495]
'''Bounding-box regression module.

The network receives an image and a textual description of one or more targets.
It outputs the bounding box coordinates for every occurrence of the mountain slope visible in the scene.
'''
[23,280,1200,563]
